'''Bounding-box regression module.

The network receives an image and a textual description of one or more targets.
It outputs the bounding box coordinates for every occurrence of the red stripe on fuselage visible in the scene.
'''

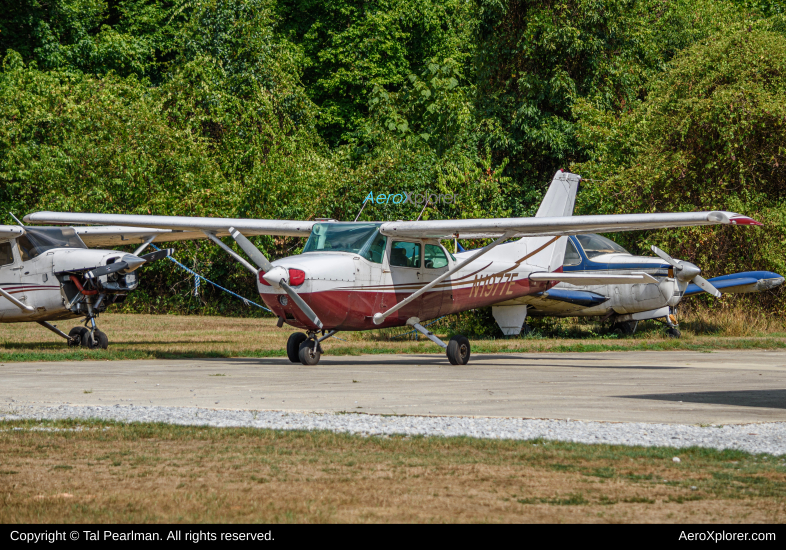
[261,275,552,331]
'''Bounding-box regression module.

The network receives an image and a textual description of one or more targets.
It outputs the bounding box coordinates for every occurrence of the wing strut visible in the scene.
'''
[0,287,34,312]
[372,231,517,325]
[202,231,258,275]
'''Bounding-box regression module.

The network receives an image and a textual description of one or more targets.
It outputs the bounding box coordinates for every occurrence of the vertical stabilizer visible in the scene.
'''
[535,170,580,218]
[526,171,581,272]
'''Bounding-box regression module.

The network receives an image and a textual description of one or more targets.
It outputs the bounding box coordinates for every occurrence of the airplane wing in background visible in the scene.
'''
[683,271,784,296]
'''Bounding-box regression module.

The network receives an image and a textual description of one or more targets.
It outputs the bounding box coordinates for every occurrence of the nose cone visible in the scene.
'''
[676,261,701,281]
[121,254,146,272]
[262,266,289,288]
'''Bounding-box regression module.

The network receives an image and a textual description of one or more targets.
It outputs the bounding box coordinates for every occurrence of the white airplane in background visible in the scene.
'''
[0,221,181,347]
[24,171,761,365]
[489,233,783,338]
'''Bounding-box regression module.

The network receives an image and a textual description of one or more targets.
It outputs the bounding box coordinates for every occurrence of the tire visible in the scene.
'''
[95,329,109,349]
[612,321,637,337]
[81,330,97,349]
[298,339,321,365]
[287,333,307,363]
[666,327,681,339]
[446,335,471,365]
[68,327,87,347]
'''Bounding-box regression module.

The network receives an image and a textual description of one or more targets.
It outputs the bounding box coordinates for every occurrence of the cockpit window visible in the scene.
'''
[564,239,582,266]
[17,227,87,261]
[575,234,629,259]
[302,223,382,254]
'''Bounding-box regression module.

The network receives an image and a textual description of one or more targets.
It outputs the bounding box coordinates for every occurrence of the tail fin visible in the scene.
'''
[526,171,581,271]
[535,170,580,218]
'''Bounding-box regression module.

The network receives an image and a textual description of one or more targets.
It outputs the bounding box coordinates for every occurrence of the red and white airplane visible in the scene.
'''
[25,171,760,365]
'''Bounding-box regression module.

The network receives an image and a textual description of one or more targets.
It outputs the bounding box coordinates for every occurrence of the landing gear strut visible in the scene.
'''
[664,308,681,338]
[407,317,472,365]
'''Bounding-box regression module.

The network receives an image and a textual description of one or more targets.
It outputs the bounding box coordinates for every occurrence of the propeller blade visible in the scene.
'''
[140,248,174,262]
[229,227,274,273]
[227,227,321,327]
[650,245,680,267]
[85,261,128,279]
[692,274,722,298]
[280,281,323,329]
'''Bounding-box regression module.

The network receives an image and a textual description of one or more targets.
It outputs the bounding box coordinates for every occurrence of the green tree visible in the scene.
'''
[573,24,786,308]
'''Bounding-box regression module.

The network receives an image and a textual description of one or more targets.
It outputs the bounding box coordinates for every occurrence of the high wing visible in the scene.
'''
[378,211,760,239]
[23,213,315,238]
[24,211,759,241]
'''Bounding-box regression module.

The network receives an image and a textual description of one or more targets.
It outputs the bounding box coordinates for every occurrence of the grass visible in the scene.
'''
[0,309,784,363]
[0,419,784,523]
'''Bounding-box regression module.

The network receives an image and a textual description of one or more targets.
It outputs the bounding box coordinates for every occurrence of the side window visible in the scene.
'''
[564,239,582,266]
[361,232,387,264]
[0,241,13,267]
[424,244,449,269]
[17,234,37,261]
[390,241,421,268]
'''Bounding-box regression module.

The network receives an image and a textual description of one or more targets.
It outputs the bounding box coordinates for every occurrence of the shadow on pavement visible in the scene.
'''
[619,389,786,409]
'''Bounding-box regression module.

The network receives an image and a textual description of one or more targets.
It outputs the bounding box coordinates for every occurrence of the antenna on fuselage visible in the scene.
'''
[415,199,431,222]
[8,213,25,226]
[353,197,370,222]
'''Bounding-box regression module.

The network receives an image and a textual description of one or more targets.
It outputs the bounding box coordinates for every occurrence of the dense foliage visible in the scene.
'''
[1,0,785,318]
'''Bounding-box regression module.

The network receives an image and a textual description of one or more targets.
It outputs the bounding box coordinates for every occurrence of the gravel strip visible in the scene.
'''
[2,404,785,456]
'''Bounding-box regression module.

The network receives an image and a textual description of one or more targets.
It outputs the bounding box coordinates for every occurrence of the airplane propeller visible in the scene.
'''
[84,249,173,279]
[650,245,721,297]
[229,228,324,329]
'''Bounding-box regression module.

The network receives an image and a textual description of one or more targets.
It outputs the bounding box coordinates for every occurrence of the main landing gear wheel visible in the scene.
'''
[666,327,681,339]
[94,329,109,349]
[68,327,87,347]
[287,332,308,363]
[446,335,471,365]
[298,339,321,366]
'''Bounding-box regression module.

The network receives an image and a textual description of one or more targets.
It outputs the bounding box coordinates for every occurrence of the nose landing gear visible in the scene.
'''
[286,330,337,365]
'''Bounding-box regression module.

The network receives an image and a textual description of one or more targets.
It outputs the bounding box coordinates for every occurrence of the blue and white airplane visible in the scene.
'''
[488,234,783,337]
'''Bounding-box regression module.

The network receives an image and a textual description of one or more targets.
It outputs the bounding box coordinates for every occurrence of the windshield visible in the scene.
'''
[575,234,629,259]
[302,223,382,254]
[17,227,87,261]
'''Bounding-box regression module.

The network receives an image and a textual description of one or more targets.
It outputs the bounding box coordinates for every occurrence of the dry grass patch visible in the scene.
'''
[0,420,784,523]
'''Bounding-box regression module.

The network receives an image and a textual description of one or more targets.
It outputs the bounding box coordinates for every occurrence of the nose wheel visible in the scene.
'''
[287,330,336,365]
[298,338,322,365]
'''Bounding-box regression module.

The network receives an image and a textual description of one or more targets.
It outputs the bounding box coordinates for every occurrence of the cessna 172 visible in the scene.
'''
[0,223,174,348]
[25,171,761,365]
[490,233,783,337]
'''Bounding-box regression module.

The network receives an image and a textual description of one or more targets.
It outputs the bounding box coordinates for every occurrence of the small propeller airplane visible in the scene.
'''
[490,233,783,337]
[0,220,176,348]
[24,171,761,365]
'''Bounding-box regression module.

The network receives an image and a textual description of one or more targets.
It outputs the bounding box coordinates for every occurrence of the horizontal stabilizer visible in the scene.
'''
[529,272,658,285]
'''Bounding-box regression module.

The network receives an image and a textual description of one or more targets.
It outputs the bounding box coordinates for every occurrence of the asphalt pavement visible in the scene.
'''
[2,350,786,424]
